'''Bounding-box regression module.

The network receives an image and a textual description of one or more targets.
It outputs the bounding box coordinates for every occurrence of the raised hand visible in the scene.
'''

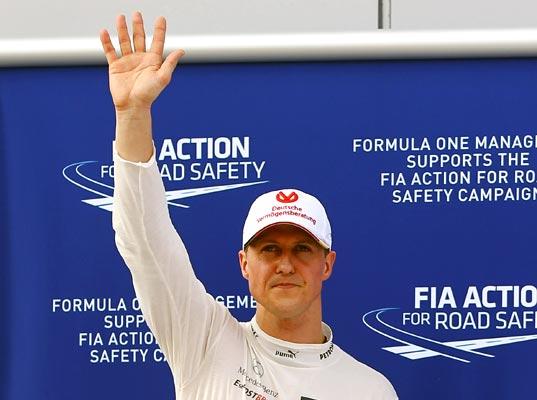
[100,12,184,162]
[100,12,184,111]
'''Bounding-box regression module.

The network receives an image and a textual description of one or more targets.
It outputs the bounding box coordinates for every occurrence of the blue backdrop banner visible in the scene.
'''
[2,58,537,399]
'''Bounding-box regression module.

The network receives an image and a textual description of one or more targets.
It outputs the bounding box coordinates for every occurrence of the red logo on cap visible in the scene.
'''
[276,191,299,203]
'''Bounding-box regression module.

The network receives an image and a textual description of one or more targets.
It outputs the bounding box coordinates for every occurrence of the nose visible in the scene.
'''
[275,253,295,274]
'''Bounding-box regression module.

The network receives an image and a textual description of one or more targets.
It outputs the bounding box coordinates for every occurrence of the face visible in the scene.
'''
[238,224,336,320]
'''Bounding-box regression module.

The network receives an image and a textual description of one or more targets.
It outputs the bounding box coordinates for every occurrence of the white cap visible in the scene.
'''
[242,189,332,249]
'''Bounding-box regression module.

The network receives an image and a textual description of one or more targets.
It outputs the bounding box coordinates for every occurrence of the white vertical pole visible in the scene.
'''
[379,0,392,29]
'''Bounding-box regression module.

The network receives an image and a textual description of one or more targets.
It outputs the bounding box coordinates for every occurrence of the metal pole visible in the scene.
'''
[379,0,392,29]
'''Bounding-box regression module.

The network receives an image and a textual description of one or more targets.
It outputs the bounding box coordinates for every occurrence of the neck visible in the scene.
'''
[255,304,325,344]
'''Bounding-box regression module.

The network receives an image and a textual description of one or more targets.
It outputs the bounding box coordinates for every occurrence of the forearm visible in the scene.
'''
[115,107,154,162]
[112,154,229,383]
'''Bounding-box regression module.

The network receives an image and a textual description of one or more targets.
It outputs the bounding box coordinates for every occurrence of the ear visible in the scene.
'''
[321,250,336,281]
[238,249,249,280]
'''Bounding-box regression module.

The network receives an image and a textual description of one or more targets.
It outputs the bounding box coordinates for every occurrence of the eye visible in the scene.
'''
[295,244,312,252]
[261,244,279,253]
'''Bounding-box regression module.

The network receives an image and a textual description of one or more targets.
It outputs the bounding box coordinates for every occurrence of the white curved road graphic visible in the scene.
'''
[63,161,268,211]
[363,308,537,363]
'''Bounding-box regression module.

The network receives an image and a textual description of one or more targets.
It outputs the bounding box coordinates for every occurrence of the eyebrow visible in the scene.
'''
[255,237,318,246]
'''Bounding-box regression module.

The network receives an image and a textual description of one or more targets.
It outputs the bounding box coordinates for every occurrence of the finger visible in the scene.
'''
[158,49,185,84]
[150,16,166,56]
[116,14,133,55]
[99,29,118,64]
[132,11,146,53]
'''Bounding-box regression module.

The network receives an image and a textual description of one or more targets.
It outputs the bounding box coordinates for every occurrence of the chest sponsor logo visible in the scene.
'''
[233,380,268,400]
[252,359,264,377]
[236,366,278,398]
[364,285,537,363]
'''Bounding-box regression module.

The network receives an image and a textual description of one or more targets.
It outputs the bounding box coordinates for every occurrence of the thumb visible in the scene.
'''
[159,49,185,83]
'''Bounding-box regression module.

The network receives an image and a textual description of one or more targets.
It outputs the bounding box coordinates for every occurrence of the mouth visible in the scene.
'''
[272,283,299,289]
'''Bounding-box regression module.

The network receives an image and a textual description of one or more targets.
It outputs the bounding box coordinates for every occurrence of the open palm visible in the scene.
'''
[100,13,184,111]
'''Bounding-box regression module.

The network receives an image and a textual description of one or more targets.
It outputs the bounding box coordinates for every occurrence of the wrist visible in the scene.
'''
[115,106,152,121]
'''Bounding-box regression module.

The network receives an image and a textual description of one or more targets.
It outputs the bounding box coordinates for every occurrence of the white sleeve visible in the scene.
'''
[111,145,233,387]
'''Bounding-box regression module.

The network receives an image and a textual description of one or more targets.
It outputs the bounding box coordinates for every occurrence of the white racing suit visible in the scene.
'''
[112,149,398,400]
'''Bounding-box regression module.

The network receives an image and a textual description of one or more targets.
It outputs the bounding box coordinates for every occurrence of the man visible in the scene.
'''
[102,12,397,399]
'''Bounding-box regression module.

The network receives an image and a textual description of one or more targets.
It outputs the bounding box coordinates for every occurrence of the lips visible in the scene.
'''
[272,282,299,288]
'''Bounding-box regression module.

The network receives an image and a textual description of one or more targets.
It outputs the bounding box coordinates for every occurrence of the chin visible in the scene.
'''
[269,300,308,319]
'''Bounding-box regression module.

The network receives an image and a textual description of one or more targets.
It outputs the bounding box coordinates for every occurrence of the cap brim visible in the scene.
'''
[243,221,330,250]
